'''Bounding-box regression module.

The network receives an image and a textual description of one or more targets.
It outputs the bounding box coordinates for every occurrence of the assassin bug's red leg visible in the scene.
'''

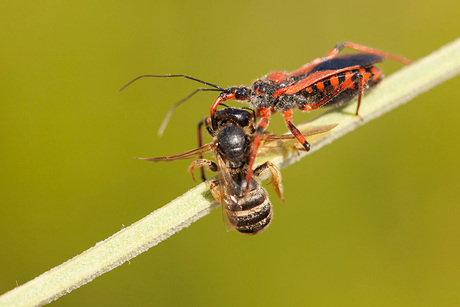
[282,110,311,151]
[290,43,411,76]
[210,96,224,118]
[356,71,366,116]
[255,108,271,135]
[245,108,270,186]
[325,41,412,64]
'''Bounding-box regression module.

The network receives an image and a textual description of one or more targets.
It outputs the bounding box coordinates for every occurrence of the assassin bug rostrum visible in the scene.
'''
[120,41,411,186]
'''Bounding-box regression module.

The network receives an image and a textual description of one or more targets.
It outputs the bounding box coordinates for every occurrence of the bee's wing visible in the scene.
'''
[215,154,239,198]
[264,123,338,141]
[257,123,338,157]
[221,199,235,233]
[215,154,240,232]
[136,143,213,162]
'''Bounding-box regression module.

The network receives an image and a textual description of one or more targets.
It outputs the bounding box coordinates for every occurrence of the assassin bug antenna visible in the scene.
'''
[118,74,225,136]
[158,87,223,136]
[118,74,224,92]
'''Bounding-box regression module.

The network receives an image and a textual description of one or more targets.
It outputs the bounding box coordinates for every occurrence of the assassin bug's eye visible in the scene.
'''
[234,87,251,100]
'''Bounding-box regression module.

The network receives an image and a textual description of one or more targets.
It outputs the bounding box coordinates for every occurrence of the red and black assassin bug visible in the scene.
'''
[120,41,411,185]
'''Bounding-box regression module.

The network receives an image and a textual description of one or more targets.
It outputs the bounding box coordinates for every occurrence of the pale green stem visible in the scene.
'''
[2,39,460,307]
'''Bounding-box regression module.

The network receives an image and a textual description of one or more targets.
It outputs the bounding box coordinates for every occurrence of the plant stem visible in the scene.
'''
[1,38,460,307]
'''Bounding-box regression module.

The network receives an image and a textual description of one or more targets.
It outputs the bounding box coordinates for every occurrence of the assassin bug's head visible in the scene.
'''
[210,87,252,118]
[227,87,252,100]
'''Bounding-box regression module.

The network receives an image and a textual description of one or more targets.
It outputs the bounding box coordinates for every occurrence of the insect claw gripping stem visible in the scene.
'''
[356,72,365,116]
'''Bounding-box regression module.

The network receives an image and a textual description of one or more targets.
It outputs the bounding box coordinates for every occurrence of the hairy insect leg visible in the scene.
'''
[325,41,412,64]
[253,161,284,202]
[246,108,271,187]
[355,72,365,117]
[188,159,218,182]
[208,179,224,204]
[282,110,311,151]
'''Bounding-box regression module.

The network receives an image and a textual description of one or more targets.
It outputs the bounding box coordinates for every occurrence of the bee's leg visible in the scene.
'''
[188,159,217,182]
[253,161,284,202]
[208,179,224,204]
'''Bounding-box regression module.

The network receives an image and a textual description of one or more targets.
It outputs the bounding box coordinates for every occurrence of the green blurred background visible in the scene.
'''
[1,1,459,306]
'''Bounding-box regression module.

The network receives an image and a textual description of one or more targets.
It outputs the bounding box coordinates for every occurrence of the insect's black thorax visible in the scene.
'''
[249,76,293,109]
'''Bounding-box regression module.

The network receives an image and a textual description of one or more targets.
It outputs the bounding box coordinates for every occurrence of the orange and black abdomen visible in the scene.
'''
[270,53,385,112]
[225,183,272,235]
[300,66,383,109]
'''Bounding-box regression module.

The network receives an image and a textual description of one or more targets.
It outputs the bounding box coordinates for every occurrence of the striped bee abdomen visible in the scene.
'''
[225,184,272,235]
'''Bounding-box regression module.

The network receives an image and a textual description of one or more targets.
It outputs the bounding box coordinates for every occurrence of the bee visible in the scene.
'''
[140,108,336,234]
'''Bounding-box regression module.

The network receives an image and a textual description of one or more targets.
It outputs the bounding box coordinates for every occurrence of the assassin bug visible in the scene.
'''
[120,41,411,185]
